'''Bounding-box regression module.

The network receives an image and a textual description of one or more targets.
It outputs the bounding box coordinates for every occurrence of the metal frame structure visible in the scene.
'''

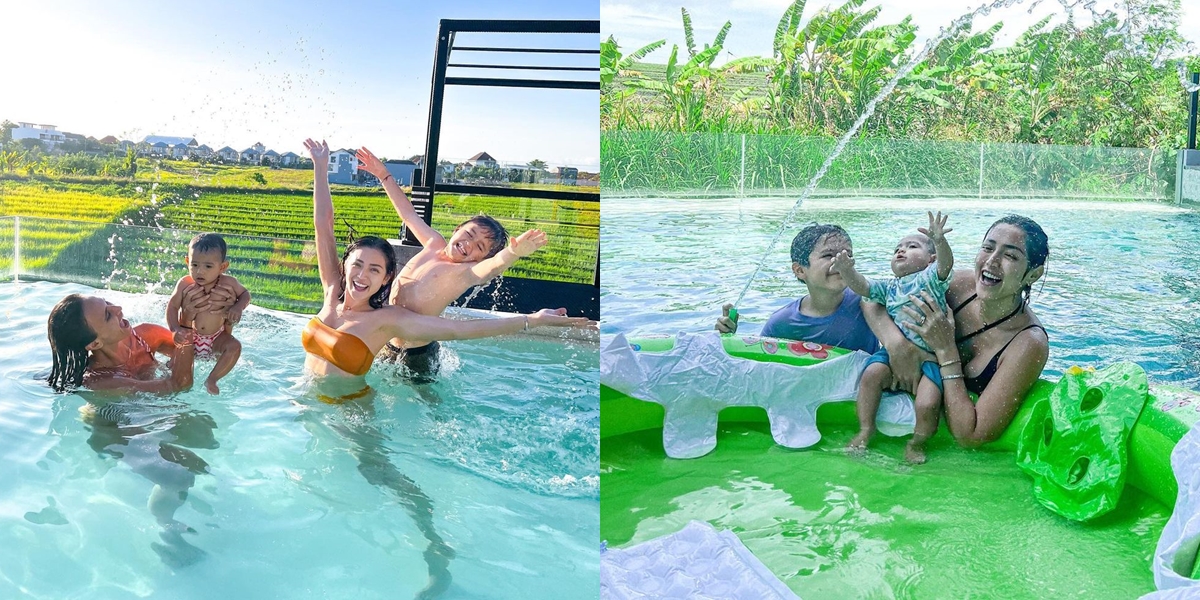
[404,18,599,319]
[1189,72,1198,152]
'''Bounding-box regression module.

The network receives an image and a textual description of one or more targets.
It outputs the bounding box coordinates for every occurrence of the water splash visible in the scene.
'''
[732,0,1200,308]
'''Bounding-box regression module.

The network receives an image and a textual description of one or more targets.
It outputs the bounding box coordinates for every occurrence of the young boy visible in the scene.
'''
[166,233,249,395]
[833,211,954,464]
[714,222,879,354]
[354,147,548,381]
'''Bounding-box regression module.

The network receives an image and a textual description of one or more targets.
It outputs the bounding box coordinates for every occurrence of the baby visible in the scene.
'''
[832,212,954,464]
[166,233,249,394]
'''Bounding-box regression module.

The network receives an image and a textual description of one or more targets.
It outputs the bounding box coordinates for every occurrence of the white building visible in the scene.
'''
[12,122,66,148]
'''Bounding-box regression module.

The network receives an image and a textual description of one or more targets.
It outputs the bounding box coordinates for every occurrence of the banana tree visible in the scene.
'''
[601,35,666,129]
[619,8,734,130]
[767,0,919,133]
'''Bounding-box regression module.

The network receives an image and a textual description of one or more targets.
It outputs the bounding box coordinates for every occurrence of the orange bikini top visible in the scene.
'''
[301,318,374,376]
[88,329,156,378]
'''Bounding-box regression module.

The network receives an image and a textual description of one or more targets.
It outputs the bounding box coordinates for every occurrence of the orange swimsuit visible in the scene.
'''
[301,318,374,376]
[88,329,156,378]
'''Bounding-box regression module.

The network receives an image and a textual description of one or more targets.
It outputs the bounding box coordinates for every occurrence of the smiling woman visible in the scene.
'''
[298,138,592,379]
[47,294,195,394]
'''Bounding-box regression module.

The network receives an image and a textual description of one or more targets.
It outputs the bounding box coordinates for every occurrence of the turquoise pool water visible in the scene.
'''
[601,197,1200,387]
[0,281,598,599]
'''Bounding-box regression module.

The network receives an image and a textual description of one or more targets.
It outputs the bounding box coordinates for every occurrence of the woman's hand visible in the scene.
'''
[304,138,329,166]
[529,308,597,330]
[180,283,211,315]
[207,281,239,314]
[355,147,388,179]
[901,291,956,356]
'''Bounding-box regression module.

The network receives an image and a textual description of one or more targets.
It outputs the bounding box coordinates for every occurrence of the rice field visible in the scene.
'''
[0,171,598,310]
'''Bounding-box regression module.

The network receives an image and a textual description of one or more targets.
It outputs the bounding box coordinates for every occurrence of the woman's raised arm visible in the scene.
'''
[384,307,593,343]
[304,139,342,292]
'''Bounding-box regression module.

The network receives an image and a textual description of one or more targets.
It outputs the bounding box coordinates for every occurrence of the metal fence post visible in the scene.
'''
[740,134,746,197]
[13,216,19,282]
[978,142,985,199]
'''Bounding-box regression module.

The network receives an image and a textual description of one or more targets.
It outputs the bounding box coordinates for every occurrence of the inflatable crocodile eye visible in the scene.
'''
[1067,456,1090,487]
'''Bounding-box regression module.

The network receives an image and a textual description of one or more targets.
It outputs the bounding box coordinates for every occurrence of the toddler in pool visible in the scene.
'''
[832,212,954,463]
[166,233,249,394]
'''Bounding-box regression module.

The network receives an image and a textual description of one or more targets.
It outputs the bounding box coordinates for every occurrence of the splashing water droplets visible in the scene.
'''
[733,0,1200,307]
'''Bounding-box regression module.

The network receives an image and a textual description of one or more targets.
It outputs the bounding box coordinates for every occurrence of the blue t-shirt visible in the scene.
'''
[758,288,880,353]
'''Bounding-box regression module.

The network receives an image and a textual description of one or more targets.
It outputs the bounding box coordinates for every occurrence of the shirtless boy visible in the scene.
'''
[355,147,547,381]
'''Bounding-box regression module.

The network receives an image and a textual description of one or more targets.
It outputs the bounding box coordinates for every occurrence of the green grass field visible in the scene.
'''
[0,166,598,311]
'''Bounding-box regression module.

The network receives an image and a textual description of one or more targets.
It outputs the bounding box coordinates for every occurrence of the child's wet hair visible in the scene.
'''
[790,223,850,265]
[912,232,935,254]
[455,215,508,258]
[339,235,397,309]
[189,233,228,261]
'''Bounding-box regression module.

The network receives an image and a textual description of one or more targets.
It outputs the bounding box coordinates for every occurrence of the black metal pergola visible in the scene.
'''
[404,19,599,319]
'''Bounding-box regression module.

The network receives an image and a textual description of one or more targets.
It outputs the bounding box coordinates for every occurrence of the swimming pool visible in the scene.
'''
[600,196,1200,597]
[0,281,598,599]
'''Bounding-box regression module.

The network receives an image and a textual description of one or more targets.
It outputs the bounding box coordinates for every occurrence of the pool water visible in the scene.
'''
[0,281,598,599]
[601,197,1200,387]
[602,423,1166,599]
[600,196,1200,597]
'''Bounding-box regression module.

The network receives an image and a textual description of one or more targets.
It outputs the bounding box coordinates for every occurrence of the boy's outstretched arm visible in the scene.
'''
[466,229,547,285]
[831,250,871,298]
[356,147,445,249]
[921,211,954,280]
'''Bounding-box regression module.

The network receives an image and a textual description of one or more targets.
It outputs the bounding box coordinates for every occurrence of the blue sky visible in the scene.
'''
[1,0,599,169]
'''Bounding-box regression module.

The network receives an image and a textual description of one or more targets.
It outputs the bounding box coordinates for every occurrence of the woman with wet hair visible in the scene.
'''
[866,214,1050,447]
[47,294,195,394]
[299,138,592,379]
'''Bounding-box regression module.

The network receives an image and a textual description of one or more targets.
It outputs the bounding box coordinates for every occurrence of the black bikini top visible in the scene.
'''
[952,294,1047,396]
[953,294,1024,344]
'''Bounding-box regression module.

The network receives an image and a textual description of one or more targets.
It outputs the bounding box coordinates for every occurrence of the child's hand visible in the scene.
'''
[919,211,952,244]
[355,147,388,179]
[304,138,329,164]
[831,249,855,275]
[228,305,244,325]
[510,229,548,258]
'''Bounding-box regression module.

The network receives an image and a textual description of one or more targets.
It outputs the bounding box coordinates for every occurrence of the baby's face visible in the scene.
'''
[890,234,934,277]
[188,249,227,288]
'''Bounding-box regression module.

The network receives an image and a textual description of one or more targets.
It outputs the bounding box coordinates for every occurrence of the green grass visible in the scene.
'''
[600,131,1174,200]
[0,166,598,310]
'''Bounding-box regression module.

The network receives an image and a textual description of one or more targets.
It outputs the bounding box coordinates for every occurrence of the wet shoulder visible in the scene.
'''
[946,270,976,305]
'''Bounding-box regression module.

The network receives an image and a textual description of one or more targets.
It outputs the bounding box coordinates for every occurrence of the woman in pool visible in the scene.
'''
[46,293,213,566]
[47,294,196,394]
[866,215,1049,447]
[301,138,591,379]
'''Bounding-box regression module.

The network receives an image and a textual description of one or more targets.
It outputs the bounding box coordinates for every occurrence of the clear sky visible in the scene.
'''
[602,0,1200,74]
[1,1,599,169]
